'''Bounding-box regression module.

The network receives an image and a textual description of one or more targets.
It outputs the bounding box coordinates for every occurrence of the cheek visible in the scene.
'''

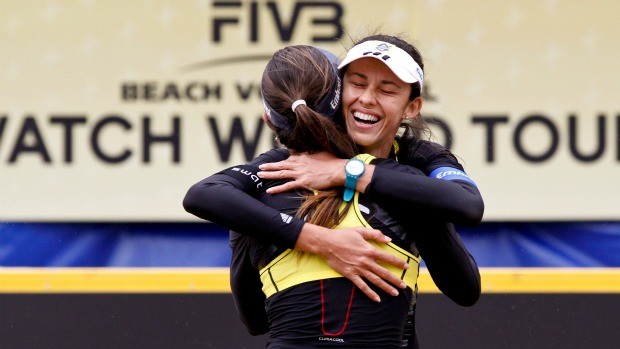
[386,99,410,120]
[382,106,407,133]
[384,104,403,123]
[341,90,355,110]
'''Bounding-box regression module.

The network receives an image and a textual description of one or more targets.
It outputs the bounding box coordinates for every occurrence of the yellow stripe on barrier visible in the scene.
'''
[0,268,230,293]
[1,267,619,293]
[477,268,620,293]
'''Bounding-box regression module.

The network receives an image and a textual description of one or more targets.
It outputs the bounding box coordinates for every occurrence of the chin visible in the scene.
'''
[352,138,374,150]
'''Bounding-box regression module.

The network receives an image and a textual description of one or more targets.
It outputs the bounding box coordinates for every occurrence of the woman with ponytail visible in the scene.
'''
[185,43,481,348]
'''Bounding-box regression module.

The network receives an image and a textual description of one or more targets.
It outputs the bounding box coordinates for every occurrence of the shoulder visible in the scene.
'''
[397,136,463,174]
[247,148,290,166]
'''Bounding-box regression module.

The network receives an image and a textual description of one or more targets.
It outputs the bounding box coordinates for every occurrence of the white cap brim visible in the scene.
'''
[338,40,424,86]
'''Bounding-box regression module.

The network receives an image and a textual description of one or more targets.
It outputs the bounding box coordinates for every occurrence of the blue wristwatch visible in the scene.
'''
[343,158,365,202]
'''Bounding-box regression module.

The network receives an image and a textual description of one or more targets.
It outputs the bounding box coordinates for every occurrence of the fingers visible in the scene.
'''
[343,266,404,302]
[359,228,389,242]
[348,275,381,303]
[358,227,392,244]
[360,269,401,296]
[374,249,410,271]
[259,158,296,171]
[257,169,295,180]
[366,264,407,290]
[356,228,409,270]
[258,162,285,171]
[265,181,303,195]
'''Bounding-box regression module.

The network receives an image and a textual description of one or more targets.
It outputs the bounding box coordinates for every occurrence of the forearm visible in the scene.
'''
[366,165,484,226]
[183,175,304,249]
[293,223,327,254]
[416,222,481,306]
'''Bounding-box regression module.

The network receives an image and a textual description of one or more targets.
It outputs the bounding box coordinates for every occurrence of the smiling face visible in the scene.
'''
[341,58,422,157]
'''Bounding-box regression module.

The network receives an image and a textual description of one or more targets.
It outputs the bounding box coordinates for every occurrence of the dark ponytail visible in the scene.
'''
[261,45,356,228]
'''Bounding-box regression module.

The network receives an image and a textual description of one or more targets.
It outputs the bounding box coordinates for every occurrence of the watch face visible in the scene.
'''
[345,159,365,176]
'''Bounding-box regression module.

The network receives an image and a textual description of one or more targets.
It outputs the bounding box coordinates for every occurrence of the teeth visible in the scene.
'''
[353,111,378,122]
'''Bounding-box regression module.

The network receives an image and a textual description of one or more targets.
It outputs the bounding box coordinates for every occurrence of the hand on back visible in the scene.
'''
[258,151,347,194]
[296,224,409,302]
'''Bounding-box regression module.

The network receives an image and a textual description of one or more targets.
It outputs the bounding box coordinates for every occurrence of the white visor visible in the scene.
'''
[338,40,424,87]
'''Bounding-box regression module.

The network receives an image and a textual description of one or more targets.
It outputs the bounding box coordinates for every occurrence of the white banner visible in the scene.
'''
[0,0,617,221]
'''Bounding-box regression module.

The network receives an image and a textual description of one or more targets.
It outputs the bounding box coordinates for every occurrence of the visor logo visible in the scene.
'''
[375,43,390,51]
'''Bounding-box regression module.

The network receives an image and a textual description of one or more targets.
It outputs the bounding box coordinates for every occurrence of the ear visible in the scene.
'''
[262,112,279,132]
[404,97,423,119]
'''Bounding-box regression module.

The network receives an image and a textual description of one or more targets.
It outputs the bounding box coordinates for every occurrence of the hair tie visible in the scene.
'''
[291,99,306,112]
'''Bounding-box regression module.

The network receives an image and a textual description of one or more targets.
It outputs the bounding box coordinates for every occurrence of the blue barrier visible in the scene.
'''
[1,222,618,267]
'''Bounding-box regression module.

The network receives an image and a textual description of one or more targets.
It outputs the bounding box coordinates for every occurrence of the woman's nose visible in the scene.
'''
[358,87,376,106]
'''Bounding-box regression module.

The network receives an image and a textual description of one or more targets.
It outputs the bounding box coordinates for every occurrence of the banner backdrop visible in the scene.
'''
[1,0,618,221]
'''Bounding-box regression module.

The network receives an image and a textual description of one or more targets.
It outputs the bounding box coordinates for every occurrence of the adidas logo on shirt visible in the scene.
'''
[280,213,292,224]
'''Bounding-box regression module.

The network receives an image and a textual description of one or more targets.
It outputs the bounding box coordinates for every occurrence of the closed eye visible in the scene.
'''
[348,80,366,88]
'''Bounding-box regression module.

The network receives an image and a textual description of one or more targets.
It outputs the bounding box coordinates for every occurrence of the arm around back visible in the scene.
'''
[183,171,304,249]
[416,221,481,307]
[366,160,484,226]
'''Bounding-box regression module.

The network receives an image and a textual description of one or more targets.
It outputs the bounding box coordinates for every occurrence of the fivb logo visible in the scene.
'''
[211,0,344,43]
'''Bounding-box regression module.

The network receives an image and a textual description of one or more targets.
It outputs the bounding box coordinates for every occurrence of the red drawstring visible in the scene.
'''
[320,280,356,336]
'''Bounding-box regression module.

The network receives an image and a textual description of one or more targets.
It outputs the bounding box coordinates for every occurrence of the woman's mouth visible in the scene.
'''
[353,111,379,124]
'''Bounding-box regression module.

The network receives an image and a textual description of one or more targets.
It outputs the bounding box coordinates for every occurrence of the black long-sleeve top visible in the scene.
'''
[184,141,483,249]
[183,138,484,345]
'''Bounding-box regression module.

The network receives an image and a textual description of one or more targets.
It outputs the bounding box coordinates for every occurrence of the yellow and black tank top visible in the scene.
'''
[259,154,420,298]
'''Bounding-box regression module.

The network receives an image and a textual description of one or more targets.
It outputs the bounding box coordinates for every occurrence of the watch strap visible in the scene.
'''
[343,157,370,203]
[343,187,355,202]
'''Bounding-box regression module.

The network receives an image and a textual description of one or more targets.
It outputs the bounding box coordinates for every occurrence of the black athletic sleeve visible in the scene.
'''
[364,163,482,306]
[183,148,297,336]
[400,138,485,194]
[229,231,269,335]
[413,221,481,306]
[398,137,464,175]
[183,149,304,249]
[375,138,482,306]
[365,159,484,226]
